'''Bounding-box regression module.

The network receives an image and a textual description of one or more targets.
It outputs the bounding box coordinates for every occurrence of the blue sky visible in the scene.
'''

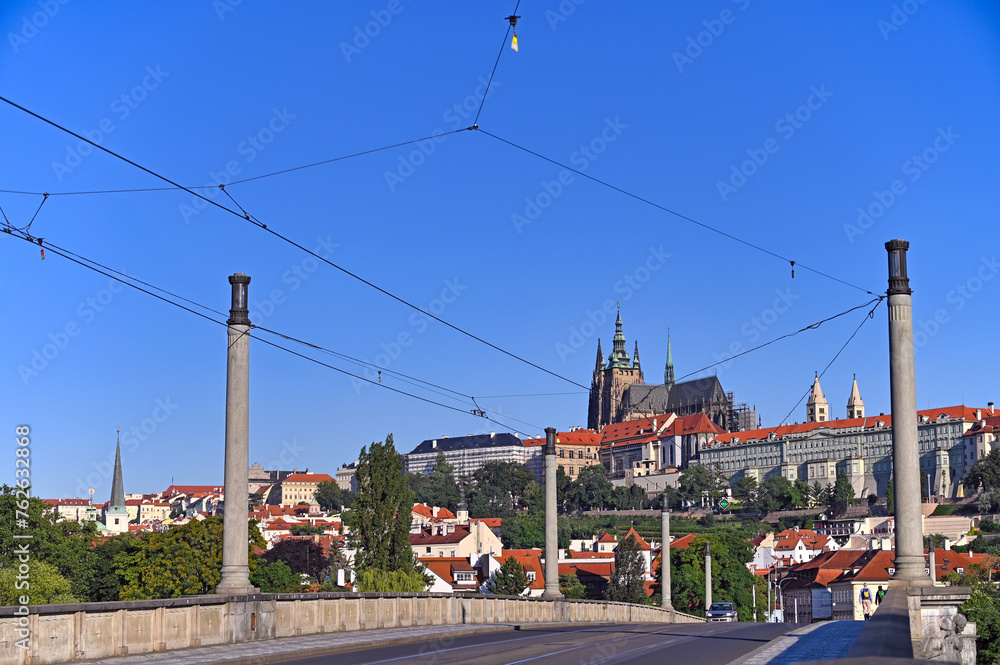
[2,2,998,500]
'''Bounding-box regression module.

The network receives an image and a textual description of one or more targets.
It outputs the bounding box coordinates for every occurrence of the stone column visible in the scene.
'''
[541,427,562,598]
[661,499,672,610]
[885,240,930,587]
[216,273,257,595]
[705,541,712,610]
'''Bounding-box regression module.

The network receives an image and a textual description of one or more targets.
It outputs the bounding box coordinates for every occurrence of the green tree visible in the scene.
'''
[678,465,728,507]
[501,511,544,549]
[967,449,1000,493]
[249,492,264,509]
[811,481,828,508]
[486,555,530,596]
[978,488,1000,514]
[87,532,143,602]
[356,567,429,592]
[468,461,538,517]
[886,477,895,516]
[574,465,614,511]
[348,434,421,583]
[559,573,587,599]
[289,524,325,536]
[115,516,264,600]
[0,560,77,605]
[829,472,854,517]
[315,480,353,513]
[733,477,758,506]
[427,451,460,512]
[672,531,760,619]
[606,533,648,604]
[250,559,302,593]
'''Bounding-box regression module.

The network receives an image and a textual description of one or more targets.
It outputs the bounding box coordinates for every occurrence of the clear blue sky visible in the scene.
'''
[3,2,998,500]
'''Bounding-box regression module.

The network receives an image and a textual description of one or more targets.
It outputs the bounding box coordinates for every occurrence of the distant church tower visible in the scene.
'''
[847,374,865,419]
[664,332,675,390]
[105,430,129,534]
[587,308,643,430]
[806,372,829,423]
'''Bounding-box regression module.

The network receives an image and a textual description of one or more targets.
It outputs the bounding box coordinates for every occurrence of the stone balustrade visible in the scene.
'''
[0,592,703,664]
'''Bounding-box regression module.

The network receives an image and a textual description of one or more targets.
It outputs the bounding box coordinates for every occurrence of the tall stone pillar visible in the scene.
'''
[541,427,562,599]
[661,499,672,610]
[216,273,257,595]
[885,240,931,587]
[705,541,712,610]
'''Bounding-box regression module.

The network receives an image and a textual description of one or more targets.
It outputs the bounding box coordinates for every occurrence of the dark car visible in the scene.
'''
[706,602,738,622]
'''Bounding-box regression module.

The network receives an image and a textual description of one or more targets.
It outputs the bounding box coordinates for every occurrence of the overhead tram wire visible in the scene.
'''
[473,0,521,127]
[476,129,877,297]
[4,226,540,433]
[777,297,884,427]
[0,94,585,391]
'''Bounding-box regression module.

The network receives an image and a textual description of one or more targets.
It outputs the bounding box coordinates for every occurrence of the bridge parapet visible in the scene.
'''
[0,592,704,664]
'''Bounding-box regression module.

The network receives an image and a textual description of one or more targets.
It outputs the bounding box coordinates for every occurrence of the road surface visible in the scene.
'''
[278,622,798,665]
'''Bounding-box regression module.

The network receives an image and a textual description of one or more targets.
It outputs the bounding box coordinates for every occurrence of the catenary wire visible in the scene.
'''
[777,298,883,426]
[473,0,521,127]
[6,227,539,432]
[477,128,876,296]
[0,94,585,390]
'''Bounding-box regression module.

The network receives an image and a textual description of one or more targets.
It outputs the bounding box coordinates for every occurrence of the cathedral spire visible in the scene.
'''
[664,331,675,390]
[595,338,604,372]
[109,428,126,510]
[607,305,631,369]
[633,341,641,370]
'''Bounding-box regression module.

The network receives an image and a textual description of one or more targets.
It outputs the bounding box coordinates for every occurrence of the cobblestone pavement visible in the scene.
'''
[734,621,867,665]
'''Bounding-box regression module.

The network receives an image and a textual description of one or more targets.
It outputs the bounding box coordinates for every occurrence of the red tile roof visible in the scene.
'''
[670,534,697,551]
[419,557,483,590]
[408,526,472,545]
[501,550,546,589]
[282,473,334,483]
[523,430,601,447]
[710,406,983,446]
[471,518,502,528]
[618,527,651,551]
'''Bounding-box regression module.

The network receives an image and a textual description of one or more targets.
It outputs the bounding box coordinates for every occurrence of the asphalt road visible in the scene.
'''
[278,622,798,665]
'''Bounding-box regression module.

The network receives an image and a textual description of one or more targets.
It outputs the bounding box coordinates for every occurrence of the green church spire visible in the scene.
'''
[607,305,631,369]
[664,331,675,390]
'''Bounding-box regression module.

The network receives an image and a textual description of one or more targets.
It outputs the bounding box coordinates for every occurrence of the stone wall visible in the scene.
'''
[0,593,703,664]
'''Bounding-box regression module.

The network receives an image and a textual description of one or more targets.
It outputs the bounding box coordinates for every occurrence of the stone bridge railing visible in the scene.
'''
[0,592,704,664]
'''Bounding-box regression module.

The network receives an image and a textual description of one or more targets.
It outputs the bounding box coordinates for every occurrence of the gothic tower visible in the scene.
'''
[664,332,675,390]
[587,309,644,430]
[105,430,129,534]
[847,374,865,419]
[806,372,829,423]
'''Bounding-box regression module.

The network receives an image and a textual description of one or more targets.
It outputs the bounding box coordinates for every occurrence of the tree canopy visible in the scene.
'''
[348,434,422,584]
[605,533,648,604]
[487,555,530,596]
[315,480,353,513]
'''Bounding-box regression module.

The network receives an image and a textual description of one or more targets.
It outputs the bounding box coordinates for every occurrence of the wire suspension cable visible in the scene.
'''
[5,227,537,432]
[777,298,883,426]
[478,129,876,296]
[474,0,521,127]
[0,95,582,390]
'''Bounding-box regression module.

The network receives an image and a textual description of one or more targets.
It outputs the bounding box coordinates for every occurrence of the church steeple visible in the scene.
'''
[847,374,865,419]
[664,331,675,390]
[595,338,604,372]
[806,372,829,422]
[607,306,631,369]
[109,430,125,510]
[633,341,641,370]
[105,429,129,534]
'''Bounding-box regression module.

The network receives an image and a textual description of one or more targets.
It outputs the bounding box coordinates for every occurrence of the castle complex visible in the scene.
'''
[586,310,755,432]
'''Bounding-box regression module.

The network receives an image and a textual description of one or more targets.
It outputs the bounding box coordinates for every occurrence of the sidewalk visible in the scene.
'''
[732,621,868,665]
[64,623,566,665]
